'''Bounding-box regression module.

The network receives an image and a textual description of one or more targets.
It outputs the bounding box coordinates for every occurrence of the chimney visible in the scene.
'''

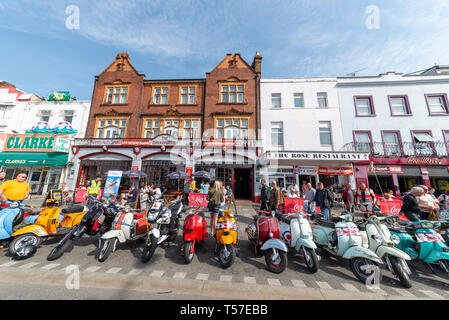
[252,51,262,74]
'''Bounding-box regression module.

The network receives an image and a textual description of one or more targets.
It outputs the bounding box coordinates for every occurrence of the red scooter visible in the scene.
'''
[246,210,288,273]
[181,207,207,264]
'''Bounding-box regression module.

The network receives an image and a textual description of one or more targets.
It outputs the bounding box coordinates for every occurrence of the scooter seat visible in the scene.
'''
[62,206,85,214]
[388,226,408,233]
[279,214,297,224]
[316,218,335,229]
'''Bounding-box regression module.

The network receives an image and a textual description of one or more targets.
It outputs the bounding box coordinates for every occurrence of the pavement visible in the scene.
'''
[0,199,448,300]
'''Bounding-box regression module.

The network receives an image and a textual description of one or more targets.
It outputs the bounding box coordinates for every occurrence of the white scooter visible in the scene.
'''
[278,211,320,273]
[313,213,383,283]
[356,215,413,288]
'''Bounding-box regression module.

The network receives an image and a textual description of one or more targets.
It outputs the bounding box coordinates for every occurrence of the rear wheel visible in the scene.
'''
[141,235,157,263]
[47,239,73,261]
[97,238,116,263]
[265,249,287,274]
[350,258,382,284]
[389,256,412,288]
[9,233,42,256]
[183,241,195,264]
[302,246,319,274]
[218,244,235,269]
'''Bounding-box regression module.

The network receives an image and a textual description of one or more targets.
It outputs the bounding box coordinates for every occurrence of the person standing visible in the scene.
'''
[260,179,269,211]
[304,183,316,214]
[207,181,224,237]
[314,182,332,221]
[200,180,210,194]
[0,172,30,201]
[342,184,355,213]
[438,189,449,220]
[301,180,308,197]
[357,183,376,218]
[269,181,281,212]
[0,171,6,186]
[417,185,439,221]
[189,178,196,193]
[401,187,424,222]
[86,175,102,203]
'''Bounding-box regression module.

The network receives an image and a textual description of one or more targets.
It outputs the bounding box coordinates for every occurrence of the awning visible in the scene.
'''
[413,133,433,142]
[0,152,68,167]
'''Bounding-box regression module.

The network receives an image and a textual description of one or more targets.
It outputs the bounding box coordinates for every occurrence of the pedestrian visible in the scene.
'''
[259,179,269,211]
[288,187,299,198]
[207,181,224,237]
[328,186,336,209]
[301,180,308,197]
[219,181,227,212]
[189,178,196,193]
[122,184,138,207]
[401,187,424,222]
[342,183,355,213]
[200,179,210,194]
[356,182,376,218]
[86,175,102,203]
[438,189,449,220]
[417,185,439,221]
[269,181,281,213]
[0,171,6,186]
[0,172,30,201]
[314,182,332,221]
[304,182,316,215]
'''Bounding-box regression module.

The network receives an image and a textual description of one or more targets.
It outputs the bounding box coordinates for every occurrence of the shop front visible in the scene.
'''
[0,134,69,194]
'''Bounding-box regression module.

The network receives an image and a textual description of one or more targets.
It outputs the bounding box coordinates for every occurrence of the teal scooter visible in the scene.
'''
[387,220,449,274]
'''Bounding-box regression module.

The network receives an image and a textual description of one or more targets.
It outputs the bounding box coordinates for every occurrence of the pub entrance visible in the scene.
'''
[234,168,251,199]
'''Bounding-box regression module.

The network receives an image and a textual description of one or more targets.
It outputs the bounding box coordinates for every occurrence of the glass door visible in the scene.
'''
[29,169,43,194]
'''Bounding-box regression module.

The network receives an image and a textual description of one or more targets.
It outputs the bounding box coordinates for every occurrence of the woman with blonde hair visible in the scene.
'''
[207,180,224,237]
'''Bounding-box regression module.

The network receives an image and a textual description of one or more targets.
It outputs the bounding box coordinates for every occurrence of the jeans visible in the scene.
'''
[321,207,330,221]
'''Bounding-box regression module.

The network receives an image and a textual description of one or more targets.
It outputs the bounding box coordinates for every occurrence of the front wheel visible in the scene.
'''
[350,258,382,284]
[141,235,157,263]
[218,244,235,269]
[389,256,412,288]
[97,238,116,263]
[47,239,73,261]
[183,241,195,264]
[9,233,42,256]
[265,248,288,274]
[302,246,319,274]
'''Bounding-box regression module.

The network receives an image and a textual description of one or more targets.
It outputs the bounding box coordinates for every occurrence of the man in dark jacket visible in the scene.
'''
[401,187,424,221]
[260,179,269,211]
[270,181,281,212]
[314,182,332,221]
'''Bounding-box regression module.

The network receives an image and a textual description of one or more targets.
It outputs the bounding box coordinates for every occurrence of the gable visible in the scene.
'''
[99,53,144,77]
[212,54,255,73]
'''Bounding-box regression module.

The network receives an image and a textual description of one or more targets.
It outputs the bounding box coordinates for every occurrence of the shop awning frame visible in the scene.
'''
[0,152,68,167]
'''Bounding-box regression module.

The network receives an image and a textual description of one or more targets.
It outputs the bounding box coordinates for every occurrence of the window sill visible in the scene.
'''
[100,103,128,107]
[355,115,377,117]
[390,114,412,117]
[216,102,248,106]
[175,104,198,107]
[148,104,171,107]
[428,113,449,116]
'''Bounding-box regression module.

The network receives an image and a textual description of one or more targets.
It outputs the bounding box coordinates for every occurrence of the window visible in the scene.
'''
[317,93,328,108]
[144,120,160,138]
[443,130,449,153]
[153,87,168,104]
[221,85,244,103]
[319,122,332,146]
[354,131,372,153]
[39,110,51,122]
[271,122,284,147]
[294,93,304,108]
[389,96,410,115]
[164,120,179,138]
[105,87,127,104]
[354,96,375,116]
[180,87,196,104]
[63,110,74,123]
[96,118,127,138]
[216,118,248,139]
[382,131,401,156]
[271,93,281,108]
[183,119,200,139]
[412,131,434,156]
[426,94,449,114]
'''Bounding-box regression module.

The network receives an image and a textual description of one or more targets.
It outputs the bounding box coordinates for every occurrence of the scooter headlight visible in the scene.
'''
[373,234,383,243]
[391,234,401,244]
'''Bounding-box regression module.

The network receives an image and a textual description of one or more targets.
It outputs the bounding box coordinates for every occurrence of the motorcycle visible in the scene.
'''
[216,209,238,268]
[0,201,35,248]
[313,212,383,283]
[97,203,150,262]
[356,215,412,288]
[141,194,183,263]
[278,211,320,273]
[47,198,117,261]
[246,210,288,274]
[181,207,207,264]
[9,199,86,259]
[387,219,449,274]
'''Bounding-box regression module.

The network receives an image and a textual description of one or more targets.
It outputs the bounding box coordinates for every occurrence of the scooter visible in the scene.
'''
[216,209,238,268]
[313,212,383,283]
[141,194,183,263]
[387,219,449,274]
[356,215,413,288]
[278,211,320,273]
[246,210,288,274]
[47,198,117,261]
[181,207,207,264]
[9,199,86,258]
[97,203,150,262]
[0,201,35,248]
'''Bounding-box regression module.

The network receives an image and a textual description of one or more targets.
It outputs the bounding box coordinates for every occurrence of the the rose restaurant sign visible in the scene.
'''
[266,151,370,161]
[3,134,69,153]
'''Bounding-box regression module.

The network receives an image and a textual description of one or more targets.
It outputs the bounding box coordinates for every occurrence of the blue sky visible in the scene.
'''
[0,0,448,100]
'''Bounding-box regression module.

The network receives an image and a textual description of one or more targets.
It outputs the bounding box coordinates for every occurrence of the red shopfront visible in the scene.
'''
[354,157,449,197]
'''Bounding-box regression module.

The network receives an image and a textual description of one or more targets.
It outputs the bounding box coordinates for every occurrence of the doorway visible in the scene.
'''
[234,168,251,199]
[368,175,394,196]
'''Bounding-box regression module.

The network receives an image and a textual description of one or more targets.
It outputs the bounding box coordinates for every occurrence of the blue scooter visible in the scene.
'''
[0,201,34,248]
[388,220,449,274]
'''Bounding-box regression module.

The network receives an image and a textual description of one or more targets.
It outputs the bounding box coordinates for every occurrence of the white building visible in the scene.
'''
[337,69,449,196]
[258,78,368,199]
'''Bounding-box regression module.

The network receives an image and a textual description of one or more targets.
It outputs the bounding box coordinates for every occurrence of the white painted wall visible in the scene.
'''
[260,78,344,152]
[0,88,29,133]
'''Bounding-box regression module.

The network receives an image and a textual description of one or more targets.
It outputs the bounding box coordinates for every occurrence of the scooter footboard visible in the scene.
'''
[425,250,449,264]
[261,239,288,252]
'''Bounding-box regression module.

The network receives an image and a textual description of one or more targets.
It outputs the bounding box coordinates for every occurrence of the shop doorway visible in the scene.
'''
[368,175,394,196]
[430,178,449,197]
[234,168,251,199]
[398,177,423,195]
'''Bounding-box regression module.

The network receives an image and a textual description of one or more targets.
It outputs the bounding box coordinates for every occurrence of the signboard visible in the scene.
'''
[151,134,178,146]
[318,167,354,176]
[186,167,193,182]
[293,166,317,175]
[74,188,103,203]
[52,137,70,153]
[267,151,370,161]
[103,170,123,199]
[3,134,68,152]
[188,193,208,207]
[367,165,403,174]
[372,157,449,166]
[283,198,321,214]
[378,199,406,221]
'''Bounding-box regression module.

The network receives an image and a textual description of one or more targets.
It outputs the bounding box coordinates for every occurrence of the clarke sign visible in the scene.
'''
[266,151,370,161]
[3,134,69,153]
